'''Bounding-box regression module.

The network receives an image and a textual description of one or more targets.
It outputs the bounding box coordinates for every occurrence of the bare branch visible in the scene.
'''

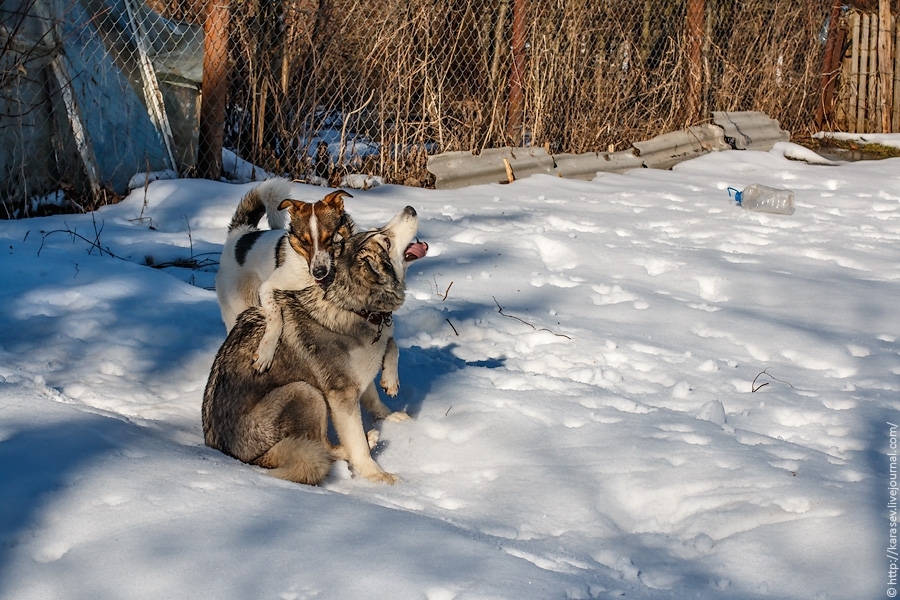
[751,368,794,393]
[445,318,459,336]
[492,296,571,339]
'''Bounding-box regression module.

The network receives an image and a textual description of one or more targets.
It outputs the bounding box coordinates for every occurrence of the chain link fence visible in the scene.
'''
[1,0,852,217]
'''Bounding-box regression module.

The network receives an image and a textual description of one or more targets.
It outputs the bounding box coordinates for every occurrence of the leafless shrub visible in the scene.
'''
[5,0,831,211]
[149,0,826,186]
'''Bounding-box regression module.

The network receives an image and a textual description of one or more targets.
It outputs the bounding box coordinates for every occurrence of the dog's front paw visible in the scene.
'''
[366,429,380,449]
[355,459,400,484]
[365,470,400,485]
[252,351,274,373]
[253,331,279,373]
[385,411,411,423]
[380,376,399,397]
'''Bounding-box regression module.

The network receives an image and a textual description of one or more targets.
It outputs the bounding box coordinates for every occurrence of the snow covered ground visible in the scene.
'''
[1,143,897,599]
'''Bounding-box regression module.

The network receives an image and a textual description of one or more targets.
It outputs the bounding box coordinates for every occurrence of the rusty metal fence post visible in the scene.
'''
[685,0,705,126]
[507,0,526,145]
[198,0,230,180]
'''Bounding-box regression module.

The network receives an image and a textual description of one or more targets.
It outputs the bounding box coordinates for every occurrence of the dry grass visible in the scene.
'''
[212,0,829,185]
[3,0,833,215]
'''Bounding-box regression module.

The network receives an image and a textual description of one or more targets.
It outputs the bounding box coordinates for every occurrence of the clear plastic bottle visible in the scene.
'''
[728,184,795,215]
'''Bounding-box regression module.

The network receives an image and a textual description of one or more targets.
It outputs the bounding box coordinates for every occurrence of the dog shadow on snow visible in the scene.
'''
[365,342,504,428]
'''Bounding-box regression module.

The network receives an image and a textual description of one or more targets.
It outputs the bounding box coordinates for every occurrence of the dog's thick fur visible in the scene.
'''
[215,179,354,371]
[203,206,422,485]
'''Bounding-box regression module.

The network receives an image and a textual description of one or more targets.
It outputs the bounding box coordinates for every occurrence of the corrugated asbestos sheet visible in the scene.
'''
[425,147,644,188]
[427,147,556,189]
[711,111,790,151]
[632,124,731,170]
[428,111,792,190]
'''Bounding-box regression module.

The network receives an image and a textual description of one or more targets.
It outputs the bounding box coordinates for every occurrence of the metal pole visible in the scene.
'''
[507,0,526,145]
[198,0,230,180]
[685,0,704,125]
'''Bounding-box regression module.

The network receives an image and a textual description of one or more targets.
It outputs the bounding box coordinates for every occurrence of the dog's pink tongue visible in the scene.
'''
[404,241,428,261]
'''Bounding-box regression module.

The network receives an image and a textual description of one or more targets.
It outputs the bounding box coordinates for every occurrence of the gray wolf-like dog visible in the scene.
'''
[203,206,428,485]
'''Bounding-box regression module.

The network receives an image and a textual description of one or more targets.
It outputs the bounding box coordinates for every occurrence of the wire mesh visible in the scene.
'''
[0,0,853,217]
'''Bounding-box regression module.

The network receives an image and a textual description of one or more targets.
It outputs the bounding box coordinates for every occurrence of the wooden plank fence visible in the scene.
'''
[833,6,900,133]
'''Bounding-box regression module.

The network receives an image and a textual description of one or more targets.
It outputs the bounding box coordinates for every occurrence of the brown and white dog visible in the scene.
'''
[204,206,428,485]
[215,179,355,371]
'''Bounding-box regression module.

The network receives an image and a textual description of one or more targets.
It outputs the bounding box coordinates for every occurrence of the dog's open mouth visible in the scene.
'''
[404,240,428,262]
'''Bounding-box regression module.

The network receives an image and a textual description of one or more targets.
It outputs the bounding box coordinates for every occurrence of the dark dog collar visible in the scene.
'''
[353,309,393,343]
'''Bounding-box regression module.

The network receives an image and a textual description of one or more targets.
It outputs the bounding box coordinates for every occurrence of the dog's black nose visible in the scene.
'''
[404,206,417,217]
[312,266,328,280]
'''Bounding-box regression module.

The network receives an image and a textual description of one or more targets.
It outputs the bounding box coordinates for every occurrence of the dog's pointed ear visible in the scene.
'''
[363,255,387,284]
[277,199,296,212]
[278,199,308,213]
[322,190,352,210]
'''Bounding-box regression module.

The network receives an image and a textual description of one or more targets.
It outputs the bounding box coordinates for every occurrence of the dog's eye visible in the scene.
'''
[384,238,391,250]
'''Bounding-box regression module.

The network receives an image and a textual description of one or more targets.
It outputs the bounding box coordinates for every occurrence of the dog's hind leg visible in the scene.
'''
[360,382,390,418]
[361,382,410,423]
[263,437,333,485]
[251,382,333,485]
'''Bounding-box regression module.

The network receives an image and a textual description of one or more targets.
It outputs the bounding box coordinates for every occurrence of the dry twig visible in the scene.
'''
[445,318,459,336]
[492,296,571,339]
[751,368,794,392]
[39,217,122,260]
